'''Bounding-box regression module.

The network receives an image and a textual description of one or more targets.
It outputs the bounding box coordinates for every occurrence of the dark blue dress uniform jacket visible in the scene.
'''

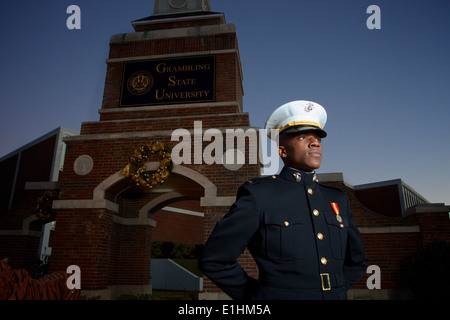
[199,167,367,300]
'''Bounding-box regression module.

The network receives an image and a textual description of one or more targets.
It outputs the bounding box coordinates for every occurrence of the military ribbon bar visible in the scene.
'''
[330,202,340,215]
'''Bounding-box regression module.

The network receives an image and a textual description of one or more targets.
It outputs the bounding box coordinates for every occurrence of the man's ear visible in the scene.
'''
[278,146,287,159]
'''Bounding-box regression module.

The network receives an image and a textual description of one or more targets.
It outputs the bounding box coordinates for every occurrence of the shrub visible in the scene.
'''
[151,241,200,259]
[410,241,450,299]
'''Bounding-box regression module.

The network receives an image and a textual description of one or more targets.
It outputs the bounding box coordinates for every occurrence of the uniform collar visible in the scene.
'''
[279,166,319,185]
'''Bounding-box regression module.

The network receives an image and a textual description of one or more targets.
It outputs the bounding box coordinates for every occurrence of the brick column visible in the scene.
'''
[50,208,115,290]
[409,205,450,245]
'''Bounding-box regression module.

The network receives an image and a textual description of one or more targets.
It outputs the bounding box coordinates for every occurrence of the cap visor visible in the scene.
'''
[281,126,327,138]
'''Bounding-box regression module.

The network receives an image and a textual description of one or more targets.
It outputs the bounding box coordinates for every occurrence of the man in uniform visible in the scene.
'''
[199,100,367,300]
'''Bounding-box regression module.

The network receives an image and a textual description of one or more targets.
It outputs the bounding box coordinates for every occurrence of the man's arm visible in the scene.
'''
[199,184,261,300]
[343,199,368,289]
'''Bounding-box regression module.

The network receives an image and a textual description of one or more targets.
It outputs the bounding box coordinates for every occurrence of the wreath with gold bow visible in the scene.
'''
[121,142,173,189]
[35,191,58,220]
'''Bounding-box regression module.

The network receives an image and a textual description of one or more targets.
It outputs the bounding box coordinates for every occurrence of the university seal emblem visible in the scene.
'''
[127,71,153,95]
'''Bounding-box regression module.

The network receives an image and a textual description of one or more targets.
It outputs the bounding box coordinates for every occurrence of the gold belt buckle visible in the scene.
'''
[321,273,331,291]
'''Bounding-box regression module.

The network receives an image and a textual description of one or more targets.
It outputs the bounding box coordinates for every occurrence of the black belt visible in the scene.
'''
[260,272,345,291]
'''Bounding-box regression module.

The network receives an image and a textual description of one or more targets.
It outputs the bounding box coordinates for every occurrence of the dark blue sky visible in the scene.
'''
[0,0,449,204]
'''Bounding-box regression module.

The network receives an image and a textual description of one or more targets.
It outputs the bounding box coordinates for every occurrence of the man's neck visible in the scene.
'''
[288,166,315,174]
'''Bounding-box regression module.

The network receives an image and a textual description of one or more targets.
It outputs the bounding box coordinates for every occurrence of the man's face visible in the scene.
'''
[278,131,323,172]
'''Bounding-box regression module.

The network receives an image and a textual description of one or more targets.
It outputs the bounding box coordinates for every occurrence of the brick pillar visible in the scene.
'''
[116,225,152,285]
[411,205,450,245]
[50,208,115,289]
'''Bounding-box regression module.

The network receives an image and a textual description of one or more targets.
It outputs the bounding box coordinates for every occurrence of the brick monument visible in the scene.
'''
[49,0,260,298]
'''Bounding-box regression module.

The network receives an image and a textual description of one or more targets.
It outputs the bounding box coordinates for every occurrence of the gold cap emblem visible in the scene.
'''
[305,103,315,112]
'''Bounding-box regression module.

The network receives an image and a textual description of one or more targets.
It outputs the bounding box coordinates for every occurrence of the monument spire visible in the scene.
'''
[153,0,212,15]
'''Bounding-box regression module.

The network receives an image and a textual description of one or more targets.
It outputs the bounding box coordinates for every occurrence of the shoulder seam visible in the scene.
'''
[245,175,278,185]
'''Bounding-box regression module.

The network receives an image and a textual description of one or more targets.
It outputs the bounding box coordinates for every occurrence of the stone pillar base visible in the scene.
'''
[82,284,152,300]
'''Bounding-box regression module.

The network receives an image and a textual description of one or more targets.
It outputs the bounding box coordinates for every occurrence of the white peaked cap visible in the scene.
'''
[264,100,328,140]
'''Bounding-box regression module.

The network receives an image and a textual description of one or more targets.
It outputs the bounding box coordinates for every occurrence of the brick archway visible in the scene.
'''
[52,163,233,298]
[94,164,224,206]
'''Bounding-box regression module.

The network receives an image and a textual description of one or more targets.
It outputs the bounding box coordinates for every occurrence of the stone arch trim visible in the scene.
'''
[53,164,235,226]
[92,162,160,200]
[22,215,41,234]
[0,214,43,237]
[138,189,204,224]
[92,163,235,206]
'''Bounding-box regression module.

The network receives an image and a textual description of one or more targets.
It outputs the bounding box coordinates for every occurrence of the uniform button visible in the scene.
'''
[340,224,344,228]
[284,221,290,227]
[313,209,319,216]
[307,188,313,195]
[317,233,324,240]
[321,257,327,265]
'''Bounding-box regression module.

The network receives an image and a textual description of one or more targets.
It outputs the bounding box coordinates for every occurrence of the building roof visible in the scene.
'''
[0,127,78,163]
[354,179,429,217]
[0,127,78,211]
[316,172,430,217]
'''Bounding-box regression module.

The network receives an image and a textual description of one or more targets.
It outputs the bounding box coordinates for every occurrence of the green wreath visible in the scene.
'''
[121,141,173,189]
[35,191,58,220]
